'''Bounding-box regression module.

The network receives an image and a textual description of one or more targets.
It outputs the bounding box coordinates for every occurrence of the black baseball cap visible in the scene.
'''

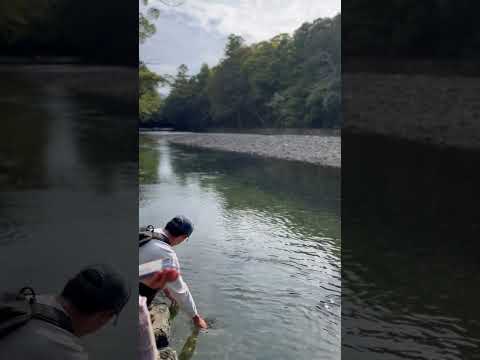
[61,264,130,318]
[165,215,194,237]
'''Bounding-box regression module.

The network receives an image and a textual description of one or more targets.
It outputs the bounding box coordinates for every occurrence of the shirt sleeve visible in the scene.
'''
[166,275,199,318]
[138,296,158,360]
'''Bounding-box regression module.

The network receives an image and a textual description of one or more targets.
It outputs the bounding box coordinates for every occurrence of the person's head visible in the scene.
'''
[59,265,130,337]
[164,215,194,246]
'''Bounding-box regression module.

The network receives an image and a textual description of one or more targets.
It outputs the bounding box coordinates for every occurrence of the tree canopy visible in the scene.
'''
[153,14,341,130]
[139,0,172,123]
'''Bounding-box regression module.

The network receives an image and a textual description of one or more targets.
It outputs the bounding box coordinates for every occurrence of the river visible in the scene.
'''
[0,66,138,359]
[139,133,341,360]
[342,131,480,359]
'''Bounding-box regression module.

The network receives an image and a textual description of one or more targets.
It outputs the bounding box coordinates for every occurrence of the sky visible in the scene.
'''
[140,0,340,81]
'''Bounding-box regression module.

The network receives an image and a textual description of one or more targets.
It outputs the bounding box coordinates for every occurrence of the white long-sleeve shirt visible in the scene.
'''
[139,231,199,318]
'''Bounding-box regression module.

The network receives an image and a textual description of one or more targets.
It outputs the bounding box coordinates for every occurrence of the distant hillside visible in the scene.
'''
[149,14,341,130]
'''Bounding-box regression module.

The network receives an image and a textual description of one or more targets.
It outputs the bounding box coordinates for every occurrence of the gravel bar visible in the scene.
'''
[343,72,480,149]
[165,133,341,168]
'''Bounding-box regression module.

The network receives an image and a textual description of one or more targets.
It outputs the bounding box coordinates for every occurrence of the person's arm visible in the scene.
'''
[165,275,198,317]
[165,275,208,329]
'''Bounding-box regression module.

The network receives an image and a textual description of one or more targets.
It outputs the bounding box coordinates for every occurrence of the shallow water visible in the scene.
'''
[139,134,341,360]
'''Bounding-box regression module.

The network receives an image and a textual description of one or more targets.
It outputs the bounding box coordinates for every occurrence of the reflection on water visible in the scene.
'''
[1,69,137,191]
[0,67,137,360]
[139,134,341,360]
[178,328,200,360]
[342,132,480,359]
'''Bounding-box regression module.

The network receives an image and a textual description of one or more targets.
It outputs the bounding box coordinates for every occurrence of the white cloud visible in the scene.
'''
[159,0,340,43]
[145,64,179,74]
[141,0,340,82]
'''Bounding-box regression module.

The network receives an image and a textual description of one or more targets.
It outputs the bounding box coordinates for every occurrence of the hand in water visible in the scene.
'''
[192,315,208,330]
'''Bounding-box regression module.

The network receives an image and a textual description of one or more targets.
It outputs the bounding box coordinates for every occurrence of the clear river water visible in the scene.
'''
[139,133,341,360]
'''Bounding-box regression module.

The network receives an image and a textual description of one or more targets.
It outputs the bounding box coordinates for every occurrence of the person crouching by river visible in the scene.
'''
[139,215,208,330]
[0,265,129,360]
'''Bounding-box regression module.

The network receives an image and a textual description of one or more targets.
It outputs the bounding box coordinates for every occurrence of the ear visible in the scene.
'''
[172,236,185,245]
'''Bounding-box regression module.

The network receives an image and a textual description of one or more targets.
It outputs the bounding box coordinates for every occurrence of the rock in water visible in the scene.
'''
[150,303,171,347]
[159,347,178,360]
[149,300,178,360]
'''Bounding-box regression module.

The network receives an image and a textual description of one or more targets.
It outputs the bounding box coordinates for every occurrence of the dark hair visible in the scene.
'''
[61,264,130,315]
[165,215,194,237]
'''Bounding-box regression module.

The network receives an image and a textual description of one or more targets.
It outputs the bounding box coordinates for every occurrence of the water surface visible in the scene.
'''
[139,133,341,360]
[342,132,480,359]
[0,67,137,360]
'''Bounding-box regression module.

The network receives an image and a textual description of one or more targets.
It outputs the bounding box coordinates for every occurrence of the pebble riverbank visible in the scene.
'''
[163,133,341,168]
[343,71,480,150]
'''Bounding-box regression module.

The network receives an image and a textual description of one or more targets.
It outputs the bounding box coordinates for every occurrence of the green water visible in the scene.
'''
[139,133,341,360]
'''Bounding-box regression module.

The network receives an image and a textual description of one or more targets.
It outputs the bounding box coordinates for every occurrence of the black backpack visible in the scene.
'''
[0,287,73,339]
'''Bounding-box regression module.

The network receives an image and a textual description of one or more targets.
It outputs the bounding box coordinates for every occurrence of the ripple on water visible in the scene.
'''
[141,136,341,360]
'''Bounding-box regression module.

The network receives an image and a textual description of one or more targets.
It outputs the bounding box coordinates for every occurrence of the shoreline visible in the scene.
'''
[343,71,480,150]
[0,65,137,108]
[153,132,341,168]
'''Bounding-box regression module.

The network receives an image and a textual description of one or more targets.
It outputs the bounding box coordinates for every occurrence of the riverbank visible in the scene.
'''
[160,133,341,168]
[343,60,480,150]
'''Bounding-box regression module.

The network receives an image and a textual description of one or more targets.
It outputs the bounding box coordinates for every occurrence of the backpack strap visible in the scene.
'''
[139,225,155,247]
[31,302,74,334]
[0,288,74,339]
[139,232,153,247]
[139,226,170,247]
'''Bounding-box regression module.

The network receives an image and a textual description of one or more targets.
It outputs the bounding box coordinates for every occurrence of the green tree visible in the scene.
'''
[189,63,212,128]
[139,0,184,123]
[139,0,160,44]
[139,63,166,122]
[161,65,190,128]
[207,35,258,127]
[158,14,342,130]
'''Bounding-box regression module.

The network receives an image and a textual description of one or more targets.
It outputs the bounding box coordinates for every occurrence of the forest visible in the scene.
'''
[141,14,341,130]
